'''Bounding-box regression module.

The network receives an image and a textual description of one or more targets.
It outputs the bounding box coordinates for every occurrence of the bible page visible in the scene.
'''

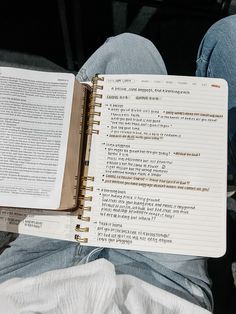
[0,67,74,209]
[78,74,228,257]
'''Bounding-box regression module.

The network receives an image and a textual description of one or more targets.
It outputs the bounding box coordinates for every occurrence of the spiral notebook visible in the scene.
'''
[0,68,228,257]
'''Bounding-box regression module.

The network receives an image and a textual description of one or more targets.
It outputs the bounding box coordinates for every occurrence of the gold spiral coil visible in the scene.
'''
[81,185,94,191]
[77,214,91,222]
[87,74,103,135]
[78,205,91,211]
[74,234,88,243]
[88,111,101,117]
[87,121,100,126]
[86,129,99,135]
[75,74,104,244]
[78,195,93,201]
[75,224,89,232]
[81,176,94,181]
[89,103,102,109]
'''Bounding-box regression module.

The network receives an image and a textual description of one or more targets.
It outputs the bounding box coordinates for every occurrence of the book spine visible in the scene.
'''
[74,75,104,243]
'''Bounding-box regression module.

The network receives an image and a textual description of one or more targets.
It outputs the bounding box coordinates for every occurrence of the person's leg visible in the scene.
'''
[0,33,167,282]
[77,33,212,311]
[196,15,236,181]
[0,33,212,310]
[76,33,167,81]
[196,14,236,311]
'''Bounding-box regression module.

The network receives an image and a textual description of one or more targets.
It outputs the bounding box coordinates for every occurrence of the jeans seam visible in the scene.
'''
[196,56,208,63]
[85,248,103,263]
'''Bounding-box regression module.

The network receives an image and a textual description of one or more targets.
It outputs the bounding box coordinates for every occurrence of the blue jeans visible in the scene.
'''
[1,15,236,312]
[196,15,236,181]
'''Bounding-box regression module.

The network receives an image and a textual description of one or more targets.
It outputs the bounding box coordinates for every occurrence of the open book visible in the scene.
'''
[0,67,228,257]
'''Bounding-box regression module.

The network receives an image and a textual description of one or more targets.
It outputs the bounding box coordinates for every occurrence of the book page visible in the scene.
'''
[0,207,77,241]
[79,74,228,257]
[0,67,74,209]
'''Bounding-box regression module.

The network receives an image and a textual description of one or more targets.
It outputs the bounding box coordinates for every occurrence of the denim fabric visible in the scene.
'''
[2,21,235,311]
[76,33,167,82]
[196,15,236,182]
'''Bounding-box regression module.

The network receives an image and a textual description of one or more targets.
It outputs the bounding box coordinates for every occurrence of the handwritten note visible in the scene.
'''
[81,74,228,257]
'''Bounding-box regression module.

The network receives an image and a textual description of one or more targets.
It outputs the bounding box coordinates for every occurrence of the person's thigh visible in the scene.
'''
[77,33,212,311]
[0,233,79,282]
[0,33,168,282]
[0,33,212,310]
[0,234,101,283]
[196,15,236,113]
[196,15,236,180]
[98,248,212,310]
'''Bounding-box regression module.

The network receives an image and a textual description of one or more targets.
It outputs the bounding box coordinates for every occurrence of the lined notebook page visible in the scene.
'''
[80,74,228,257]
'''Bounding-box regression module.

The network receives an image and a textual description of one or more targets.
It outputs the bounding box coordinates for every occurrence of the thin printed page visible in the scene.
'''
[0,207,77,241]
[78,74,228,257]
[0,67,74,209]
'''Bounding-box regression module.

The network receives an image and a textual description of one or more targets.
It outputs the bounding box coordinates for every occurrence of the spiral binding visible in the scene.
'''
[75,75,103,243]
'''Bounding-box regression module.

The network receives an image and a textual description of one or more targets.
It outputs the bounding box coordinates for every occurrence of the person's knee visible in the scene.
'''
[205,15,236,46]
[104,33,167,74]
[196,15,236,77]
[106,33,157,55]
[108,33,152,46]
[77,32,167,79]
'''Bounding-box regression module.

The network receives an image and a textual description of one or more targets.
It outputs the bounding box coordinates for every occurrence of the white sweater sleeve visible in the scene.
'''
[0,258,211,314]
